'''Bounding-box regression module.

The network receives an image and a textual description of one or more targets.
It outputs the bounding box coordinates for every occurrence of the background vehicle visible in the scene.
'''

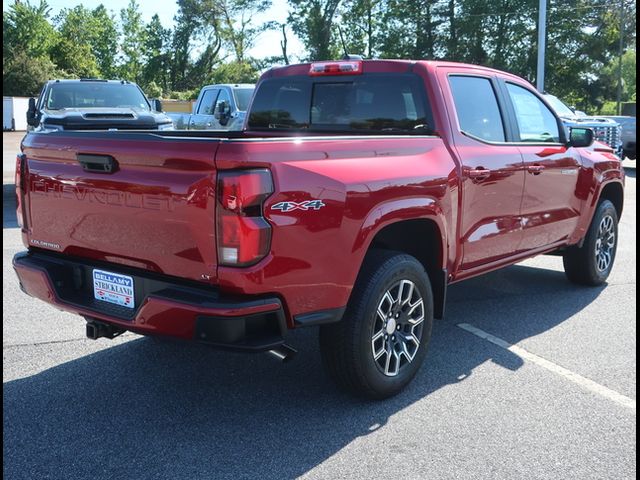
[543,93,623,157]
[26,79,173,131]
[598,116,636,159]
[13,60,624,399]
[3,96,29,131]
[167,84,254,130]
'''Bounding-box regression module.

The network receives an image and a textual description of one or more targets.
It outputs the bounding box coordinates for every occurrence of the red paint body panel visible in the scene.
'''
[15,60,625,340]
[21,134,220,283]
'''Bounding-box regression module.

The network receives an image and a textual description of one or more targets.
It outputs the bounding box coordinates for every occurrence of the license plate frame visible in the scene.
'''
[92,269,135,309]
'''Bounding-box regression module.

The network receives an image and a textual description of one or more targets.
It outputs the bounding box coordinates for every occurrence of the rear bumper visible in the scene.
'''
[13,251,287,351]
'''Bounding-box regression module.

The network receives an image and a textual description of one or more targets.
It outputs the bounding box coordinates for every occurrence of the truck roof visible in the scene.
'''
[46,79,135,85]
[200,83,255,89]
[264,59,529,85]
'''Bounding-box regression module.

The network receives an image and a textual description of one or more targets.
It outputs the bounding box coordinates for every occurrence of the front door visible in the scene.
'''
[445,74,526,271]
[503,82,583,250]
[189,88,219,130]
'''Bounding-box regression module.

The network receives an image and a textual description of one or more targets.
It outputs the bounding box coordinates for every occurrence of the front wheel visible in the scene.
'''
[563,199,619,286]
[319,250,434,399]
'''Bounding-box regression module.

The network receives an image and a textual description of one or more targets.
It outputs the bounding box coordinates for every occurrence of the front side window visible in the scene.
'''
[507,83,560,143]
[197,89,219,115]
[248,74,432,134]
[214,89,231,113]
[449,75,505,142]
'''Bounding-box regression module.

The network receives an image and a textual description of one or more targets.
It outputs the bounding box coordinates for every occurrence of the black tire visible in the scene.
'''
[563,199,618,286]
[319,250,434,399]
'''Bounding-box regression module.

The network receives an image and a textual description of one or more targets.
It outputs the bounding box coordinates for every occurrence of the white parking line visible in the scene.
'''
[457,323,637,410]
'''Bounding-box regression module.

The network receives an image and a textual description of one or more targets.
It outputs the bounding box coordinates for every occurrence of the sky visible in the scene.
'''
[2,0,305,60]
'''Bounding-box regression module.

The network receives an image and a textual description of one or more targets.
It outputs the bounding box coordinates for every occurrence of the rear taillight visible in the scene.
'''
[309,61,363,76]
[15,154,25,229]
[216,169,273,266]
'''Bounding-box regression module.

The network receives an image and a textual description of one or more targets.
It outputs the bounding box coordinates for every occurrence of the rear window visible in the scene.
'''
[248,74,433,134]
[233,88,254,111]
[45,83,150,110]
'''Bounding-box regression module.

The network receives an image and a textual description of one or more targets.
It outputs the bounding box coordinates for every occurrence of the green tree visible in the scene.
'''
[3,0,58,59]
[217,0,272,62]
[288,0,342,60]
[50,39,100,78]
[3,51,60,96]
[339,0,384,58]
[119,0,145,82]
[51,6,101,77]
[90,5,119,78]
[170,0,223,90]
[208,60,260,83]
[142,14,171,90]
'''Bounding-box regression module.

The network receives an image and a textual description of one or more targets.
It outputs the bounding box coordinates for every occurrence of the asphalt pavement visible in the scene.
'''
[2,131,636,479]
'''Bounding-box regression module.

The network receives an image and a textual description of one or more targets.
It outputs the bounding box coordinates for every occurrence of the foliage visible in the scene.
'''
[2,0,636,109]
[3,51,61,96]
[119,0,145,82]
[144,81,164,98]
[3,0,58,59]
[208,60,261,83]
[141,14,172,91]
[288,0,341,60]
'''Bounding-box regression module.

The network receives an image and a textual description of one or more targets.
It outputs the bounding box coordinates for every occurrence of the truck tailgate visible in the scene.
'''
[21,132,221,283]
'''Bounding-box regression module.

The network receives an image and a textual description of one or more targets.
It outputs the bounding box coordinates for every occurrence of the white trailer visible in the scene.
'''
[3,96,30,131]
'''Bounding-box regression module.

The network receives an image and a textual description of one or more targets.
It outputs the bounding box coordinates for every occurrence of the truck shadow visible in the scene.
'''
[3,264,604,480]
[3,185,18,229]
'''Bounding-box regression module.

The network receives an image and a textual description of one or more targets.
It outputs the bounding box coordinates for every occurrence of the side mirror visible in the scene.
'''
[216,101,231,125]
[568,127,594,148]
[26,97,38,126]
[152,99,163,112]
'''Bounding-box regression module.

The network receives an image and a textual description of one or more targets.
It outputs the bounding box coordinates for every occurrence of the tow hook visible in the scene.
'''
[85,319,125,340]
[267,344,297,363]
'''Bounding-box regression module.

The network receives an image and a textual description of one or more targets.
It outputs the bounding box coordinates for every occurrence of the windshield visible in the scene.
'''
[543,94,576,118]
[45,83,150,110]
[248,74,434,135]
[233,88,254,111]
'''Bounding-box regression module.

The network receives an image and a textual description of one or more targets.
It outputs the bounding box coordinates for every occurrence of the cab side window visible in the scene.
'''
[214,89,231,115]
[506,83,560,143]
[449,76,506,142]
[197,89,219,115]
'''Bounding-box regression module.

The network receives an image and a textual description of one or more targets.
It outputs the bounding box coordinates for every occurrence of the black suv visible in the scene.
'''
[27,79,173,131]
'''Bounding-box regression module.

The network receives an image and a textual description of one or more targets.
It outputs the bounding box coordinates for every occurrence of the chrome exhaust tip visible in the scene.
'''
[267,344,297,363]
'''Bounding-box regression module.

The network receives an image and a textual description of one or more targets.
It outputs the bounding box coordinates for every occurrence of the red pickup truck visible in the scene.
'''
[13,60,624,398]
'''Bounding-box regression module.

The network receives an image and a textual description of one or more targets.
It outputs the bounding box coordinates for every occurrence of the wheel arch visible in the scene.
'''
[598,181,624,219]
[355,200,449,319]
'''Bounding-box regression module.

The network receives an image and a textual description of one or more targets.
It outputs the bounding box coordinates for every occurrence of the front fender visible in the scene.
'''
[570,149,625,244]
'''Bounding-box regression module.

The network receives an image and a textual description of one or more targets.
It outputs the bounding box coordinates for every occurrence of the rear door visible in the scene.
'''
[189,88,219,130]
[441,71,526,271]
[501,80,583,250]
[21,132,222,283]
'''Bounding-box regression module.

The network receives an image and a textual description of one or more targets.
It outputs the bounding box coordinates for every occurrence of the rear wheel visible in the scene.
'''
[563,199,618,286]
[319,250,434,399]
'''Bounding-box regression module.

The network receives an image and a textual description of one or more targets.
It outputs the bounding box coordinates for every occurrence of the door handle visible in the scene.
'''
[527,164,545,175]
[206,122,212,127]
[468,168,491,180]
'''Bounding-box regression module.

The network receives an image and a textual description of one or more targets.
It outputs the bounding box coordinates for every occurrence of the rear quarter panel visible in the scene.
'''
[215,136,457,323]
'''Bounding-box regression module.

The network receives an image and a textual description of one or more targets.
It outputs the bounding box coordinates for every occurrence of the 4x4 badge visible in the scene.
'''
[271,200,326,212]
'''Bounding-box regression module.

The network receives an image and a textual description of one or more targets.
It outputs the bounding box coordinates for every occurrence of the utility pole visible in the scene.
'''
[536,0,547,92]
[616,0,624,115]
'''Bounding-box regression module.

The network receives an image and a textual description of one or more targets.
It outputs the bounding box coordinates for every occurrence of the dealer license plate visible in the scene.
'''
[92,269,135,309]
